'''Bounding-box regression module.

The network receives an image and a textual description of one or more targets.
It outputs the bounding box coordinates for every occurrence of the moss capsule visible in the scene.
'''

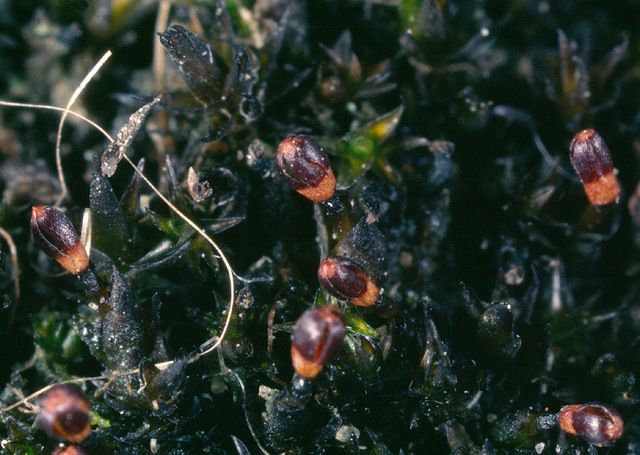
[276,135,336,202]
[37,384,91,443]
[52,446,89,455]
[569,129,621,206]
[30,205,89,276]
[318,256,379,307]
[558,402,623,447]
[291,305,346,378]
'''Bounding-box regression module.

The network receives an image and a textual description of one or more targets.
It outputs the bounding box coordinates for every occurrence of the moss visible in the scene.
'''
[0,0,639,453]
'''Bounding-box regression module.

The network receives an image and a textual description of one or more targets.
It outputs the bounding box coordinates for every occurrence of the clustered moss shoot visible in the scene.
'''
[0,0,639,454]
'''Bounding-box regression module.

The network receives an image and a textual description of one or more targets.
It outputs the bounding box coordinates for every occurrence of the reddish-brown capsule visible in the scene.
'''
[52,446,89,455]
[569,129,621,206]
[276,135,336,202]
[291,305,346,379]
[30,206,89,276]
[558,402,624,447]
[37,384,91,443]
[318,256,379,307]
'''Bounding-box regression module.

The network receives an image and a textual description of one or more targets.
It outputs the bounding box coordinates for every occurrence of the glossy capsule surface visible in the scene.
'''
[558,402,624,447]
[569,129,621,206]
[52,446,89,455]
[276,135,336,202]
[318,256,379,307]
[291,305,346,378]
[30,205,89,276]
[37,384,91,443]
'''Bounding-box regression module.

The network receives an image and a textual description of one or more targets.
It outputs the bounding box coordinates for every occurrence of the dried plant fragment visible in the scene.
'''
[187,167,213,202]
[100,97,161,177]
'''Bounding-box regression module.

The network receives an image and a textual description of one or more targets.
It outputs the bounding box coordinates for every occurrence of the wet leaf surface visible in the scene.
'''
[1,1,640,454]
